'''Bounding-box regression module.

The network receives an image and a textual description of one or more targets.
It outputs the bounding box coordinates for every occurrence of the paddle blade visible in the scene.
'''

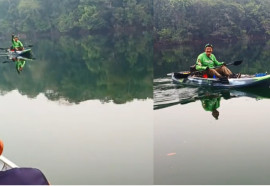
[233,60,243,66]
[174,71,190,79]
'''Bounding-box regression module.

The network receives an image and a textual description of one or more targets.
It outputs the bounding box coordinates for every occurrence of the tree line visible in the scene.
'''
[0,0,152,35]
[154,0,270,44]
[2,0,269,43]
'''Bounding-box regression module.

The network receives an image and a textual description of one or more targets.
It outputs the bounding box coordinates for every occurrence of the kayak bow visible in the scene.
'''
[0,156,18,171]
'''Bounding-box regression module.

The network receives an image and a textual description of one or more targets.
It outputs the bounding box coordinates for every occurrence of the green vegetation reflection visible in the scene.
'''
[0,33,153,104]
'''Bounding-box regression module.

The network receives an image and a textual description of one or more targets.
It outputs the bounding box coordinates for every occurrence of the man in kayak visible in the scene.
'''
[11,34,24,51]
[196,44,239,79]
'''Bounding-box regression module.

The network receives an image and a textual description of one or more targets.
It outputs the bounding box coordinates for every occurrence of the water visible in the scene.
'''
[0,33,153,184]
[154,41,270,184]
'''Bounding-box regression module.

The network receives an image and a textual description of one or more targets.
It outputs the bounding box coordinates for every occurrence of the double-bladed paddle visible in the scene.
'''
[224,60,243,67]
[0,45,34,50]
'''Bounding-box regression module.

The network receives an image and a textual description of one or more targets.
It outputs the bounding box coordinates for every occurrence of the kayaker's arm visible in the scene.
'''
[195,58,207,71]
[11,34,15,46]
[196,64,208,71]
[212,54,224,66]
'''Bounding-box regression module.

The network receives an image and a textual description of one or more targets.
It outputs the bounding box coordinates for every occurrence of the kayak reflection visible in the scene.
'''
[2,56,34,74]
[180,89,236,120]
[154,78,270,113]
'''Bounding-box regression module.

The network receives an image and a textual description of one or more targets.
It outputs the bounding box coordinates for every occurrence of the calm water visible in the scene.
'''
[0,33,153,184]
[154,41,270,184]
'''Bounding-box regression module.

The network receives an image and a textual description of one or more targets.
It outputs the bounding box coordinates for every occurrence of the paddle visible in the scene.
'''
[0,45,34,50]
[224,60,242,67]
[2,57,35,63]
[2,61,12,64]
[170,60,243,79]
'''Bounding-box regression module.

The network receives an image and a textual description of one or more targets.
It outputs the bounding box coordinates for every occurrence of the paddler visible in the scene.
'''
[195,44,240,79]
[11,34,24,51]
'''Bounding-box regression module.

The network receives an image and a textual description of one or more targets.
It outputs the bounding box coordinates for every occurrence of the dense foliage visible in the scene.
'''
[154,0,270,43]
[0,0,152,35]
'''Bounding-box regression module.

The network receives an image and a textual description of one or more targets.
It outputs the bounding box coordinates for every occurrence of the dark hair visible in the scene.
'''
[205,43,213,48]
[212,109,219,120]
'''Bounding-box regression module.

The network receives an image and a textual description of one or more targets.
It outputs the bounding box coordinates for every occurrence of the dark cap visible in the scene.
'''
[205,43,213,48]
[212,109,219,120]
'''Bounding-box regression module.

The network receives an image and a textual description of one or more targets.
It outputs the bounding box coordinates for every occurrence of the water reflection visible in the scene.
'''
[154,40,270,184]
[2,56,35,74]
[0,33,153,104]
[154,77,270,184]
[0,33,153,184]
[154,76,270,113]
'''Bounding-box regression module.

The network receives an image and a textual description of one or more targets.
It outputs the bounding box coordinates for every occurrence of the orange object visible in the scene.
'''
[167,153,176,156]
[203,74,208,78]
[0,140,3,155]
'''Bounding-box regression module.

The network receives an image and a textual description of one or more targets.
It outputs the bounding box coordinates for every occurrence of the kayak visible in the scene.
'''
[7,55,34,61]
[172,72,270,88]
[0,156,18,171]
[7,48,31,56]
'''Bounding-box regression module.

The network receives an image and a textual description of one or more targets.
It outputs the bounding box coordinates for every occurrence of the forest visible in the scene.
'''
[1,0,269,42]
[154,0,270,44]
[0,0,152,35]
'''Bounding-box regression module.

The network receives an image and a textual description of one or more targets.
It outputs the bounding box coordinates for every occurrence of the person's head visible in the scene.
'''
[212,109,219,120]
[14,36,19,42]
[204,43,213,57]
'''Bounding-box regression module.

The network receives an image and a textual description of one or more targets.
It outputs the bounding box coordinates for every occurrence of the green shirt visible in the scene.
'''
[196,52,224,71]
[201,97,221,112]
[16,60,26,71]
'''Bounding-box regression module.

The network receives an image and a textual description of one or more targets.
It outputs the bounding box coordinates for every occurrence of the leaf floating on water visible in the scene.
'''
[167,153,176,156]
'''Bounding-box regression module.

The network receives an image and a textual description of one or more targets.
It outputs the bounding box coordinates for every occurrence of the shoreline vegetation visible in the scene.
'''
[0,0,152,37]
[2,0,270,49]
[154,0,270,49]
[154,34,270,50]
